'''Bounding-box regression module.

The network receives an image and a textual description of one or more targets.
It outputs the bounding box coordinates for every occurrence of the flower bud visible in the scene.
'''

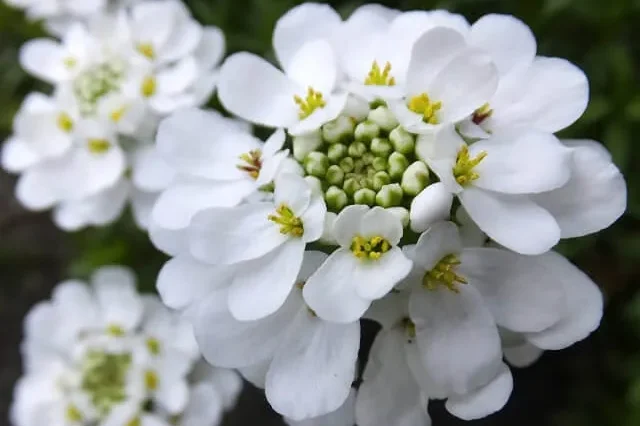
[354,188,376,206]
[387,152,409,180]
[370,137,393,157]
[325,186,348,212]
[376,183,403,207]
[304,151,329,178]
[372,157,387,171]
[401,161,430,196]
[319,212,338,245]
[409,182,454,233]
[361,152,375,165]
[322,115,355,144]
[326,165,345,186]
[386,206,410,227]
[348,141,367,158]
[339,157,355,173]
[354,121,380,142]
[304,176,324,196]
[367,106,399,132]
[389,126,415,155]
[293,131,323,161]
[327,143,348,163]
[343,177,361,196]
[372,171,391,191]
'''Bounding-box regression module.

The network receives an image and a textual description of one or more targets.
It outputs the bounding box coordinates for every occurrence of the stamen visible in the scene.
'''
[453,145,487,186]
[236,149,262,179]
[136,43,156,60]
[294,87,326,119]
[268,204,304,237]
[408,93,442,125]
[57,112,74,133]
[146,337,161,356]
[81,350,132,415]
[88,138,111,154]
[144,370,159,391]
[350,235,391,260]
[472,103,493,125]
[422,254,467,293]
[106,324,125,337]
[364,61,396,86]
[66,404,83,423]
[110,106,127,123]
[401,317,416,340]
[141,76,157,98]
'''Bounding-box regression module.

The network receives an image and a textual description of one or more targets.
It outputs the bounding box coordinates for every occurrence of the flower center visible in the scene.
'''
[452,145,487,186]
[422,254,467,293]
[408,93,442,124]
[81,350,132,416]
[146,337,161,355]
[294,87,326,119]
[144,370,159,391]
[237,149,262,179]
[73,61,125,115]
[472,103,493,125]
[66,404,83,423]
[141,75,157,98]
[401,317,416,340]
[57,112,74,133]
[88,138,112,154]
[136,43,156,60]
[364,61,396,86]
[350,235,391,260]
[268,204,304,237]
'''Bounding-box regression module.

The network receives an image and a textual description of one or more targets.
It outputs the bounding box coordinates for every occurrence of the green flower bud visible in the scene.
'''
[370,137,393,157]
[339,157,355,173]
[343,177,361,196]
[293,131,323,161]
[348,141,367,158]
[354,121,380,142]
[361,152,375,165]
[354,188,376,206]
[354,159,365,174]
[304,151,329,178]
[362,177,374,189]
[322,115,355,144]
[388,152,410,181]
[304,176,324,196]
[327,143,348,163]
[326,165,345,186]
[372,171,391,191]
[372,157,387,171]
[375,183,404,207]
[386,207,410,227]
[367,106,399,132]
[389,126,415,155]
[325,186,348,212]
[401,161,430,196]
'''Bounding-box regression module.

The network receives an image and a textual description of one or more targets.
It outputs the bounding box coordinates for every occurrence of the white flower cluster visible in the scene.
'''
[11,266,242,426]
[2,0,225,230]
[149,3,627,425]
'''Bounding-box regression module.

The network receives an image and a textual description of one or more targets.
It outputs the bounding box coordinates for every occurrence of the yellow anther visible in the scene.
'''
[106,324,125,337]
[237,149,262,179]
[472,102,493,125]
[66,405,83,423]
[401,317,416,340]
[144,370,159,391]
[452,145,487,186]
[268,204,304,237]
[350,235,391,260]
[141,76,157,98]
[294,87,326,119]
[408,93,442,125]
[110,106,127,123]
[136,43,156,60]
[126,417,142,426]
[88,138,111,154]
[57,112,74,133]
[146,337,161,356]
[364,61,396,86]
[64,57,77,68]
[423,254,467,293]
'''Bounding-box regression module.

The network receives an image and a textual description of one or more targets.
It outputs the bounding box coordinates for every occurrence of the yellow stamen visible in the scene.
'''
[350,235,391,260]
[268,204,304,237]
[136,43,156,60]
[452,145,487,186]
[110,106,127,123]
[237,149,262,179]
[87,138,111,154]
[364,61,396,86]
[294,87,326,119]
[126,417,141,426]
[106,324,125,337]
[146,337,161,355]
[423,254,467,293]
[57,112,74,133]
[66,405,83,423]
[64,57,77,68]
[408,93,442,125]
[141,76,157,98]
[144,370,159,391]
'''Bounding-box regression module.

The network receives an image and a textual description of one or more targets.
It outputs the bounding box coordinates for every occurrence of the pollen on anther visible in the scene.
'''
[294,87,326,119]
[365,61,396,86]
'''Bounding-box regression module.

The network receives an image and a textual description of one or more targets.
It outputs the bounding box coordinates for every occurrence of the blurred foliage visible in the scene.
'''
[0,0,639,425]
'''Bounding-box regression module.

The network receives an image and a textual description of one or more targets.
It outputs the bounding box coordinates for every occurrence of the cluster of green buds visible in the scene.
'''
[293,105,430,215]
[73,60,126,116]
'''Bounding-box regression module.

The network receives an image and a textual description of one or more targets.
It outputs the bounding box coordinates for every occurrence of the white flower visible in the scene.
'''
[286,389,356,426]
[417,125,572,254]
[303,205,413,323]
[11,266,241,426]
[187,173,326,320]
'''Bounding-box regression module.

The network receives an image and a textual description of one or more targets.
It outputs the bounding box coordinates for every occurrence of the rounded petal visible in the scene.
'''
[287,39,337,94]
[132,146,176,192]
[534,140,626,238]
[301,194,328,243]
[194,26,226,70]
[274,173,311,215]
[411,221,462,271]
[19,39,66,84]
[289,93,348,136]
[410,183,454,233]
[92,266,143,330]
[180,383,223,426]
[353,247,413,300]
[360,207,403,246]
[266,309,359,421]
[333,205,370,247]
[2,137,40,173]
[287,389,356,426]
[459,187,560,255]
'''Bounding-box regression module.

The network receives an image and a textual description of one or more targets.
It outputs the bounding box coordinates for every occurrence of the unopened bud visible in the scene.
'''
[376,183,403,207]
[304,151,329,178]
[372,157,387,171]
[327,143,348,163]
[348,141,367,158]
[293,131,322,161]
[386,206,410,227]
[389,126,415,155]
[339,157,355,173]
[325,186,348,212]
[304,176,324,196]
[401,161,430,196]
[354,121,380,142]
[367,106,399,131]
[387,152,410,180]
[354,188,376,206]
[326,165,345,186]
[370,138,393,157]
[343,177,361,197]
[372,171,391,191]
[322,115,355,144]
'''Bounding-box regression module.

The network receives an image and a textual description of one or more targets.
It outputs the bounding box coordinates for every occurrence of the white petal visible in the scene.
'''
[363,291,410,330]
[359,207,403,246]
[158,20,203,64]
[409,284,502,396]
[356,329,430,426]
[459,248,566,333]
[156,255,233,311]
[502,332,544,368]
[301,194,328,243]
[459,187,560,255]
[469,14,536,75]
[274,173,311,215]
[273,3,342,71]
[534,139,626,238]
[206,367,243,409]
[411,221,462,271]
[189,203,287,264]
[92,266,143,330]
[524,251,603,350]
[289,93,348,136]
[333,205,369,247]
[303,249,372,323]
[156,377,189,414]
[445,363,513,420]
[218,53,299,128]
[239,359,270,389]
[19,39,66,84]
[353,247,413,300]
[410,184,454,233]
[180,383,223,426]
[287,39,337,94]
[149,221,188,257]
[2,137,40,173]
[194,288,302,368]
[287,390,356,426]
[228,239,305,321]
[131,0,175,48]
[132,146,176,192]
[266,309,359,421]
[472,131,571,194]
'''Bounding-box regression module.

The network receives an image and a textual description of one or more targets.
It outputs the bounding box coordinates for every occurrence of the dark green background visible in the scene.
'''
[0,0,639,425]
